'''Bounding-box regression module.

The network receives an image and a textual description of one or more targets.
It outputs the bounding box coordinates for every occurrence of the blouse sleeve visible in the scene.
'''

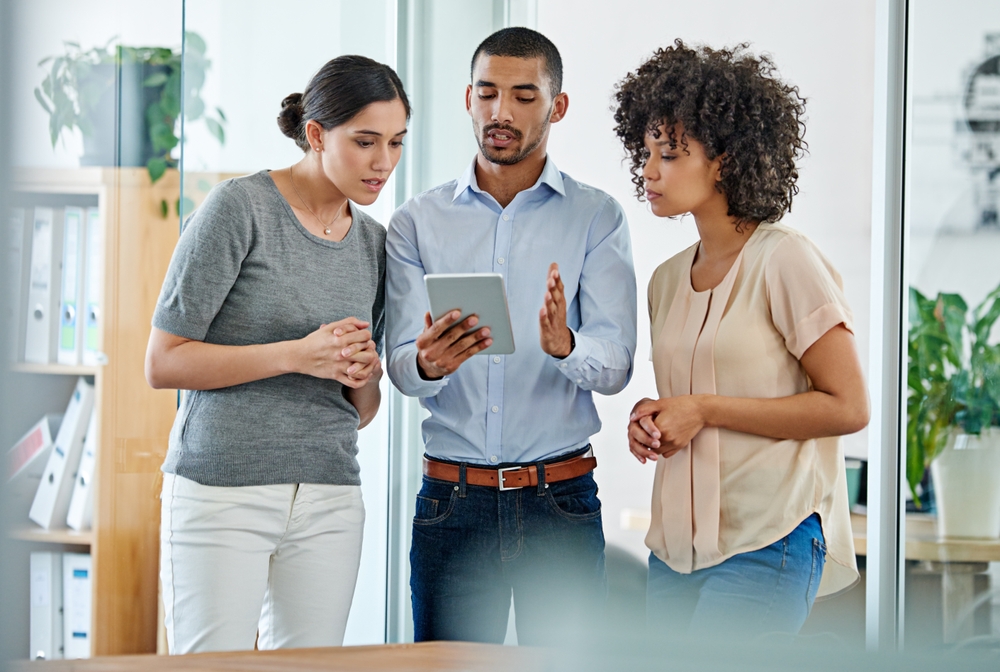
[151,180,253,341]
[765,234,854,360]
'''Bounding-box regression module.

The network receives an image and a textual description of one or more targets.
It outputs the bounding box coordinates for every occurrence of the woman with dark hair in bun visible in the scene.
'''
[614,41,869,639]
[145,55,409,653]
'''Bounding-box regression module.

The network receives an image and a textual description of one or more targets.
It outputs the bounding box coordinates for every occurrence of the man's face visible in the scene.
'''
[466,54,566,166]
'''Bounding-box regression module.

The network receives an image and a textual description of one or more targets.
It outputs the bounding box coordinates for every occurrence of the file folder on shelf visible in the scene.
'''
[6,414,62,517]
[29,551,63,660]
[58,207,85,365]
[28,377,94,529]
[62,553,92,659]
[8,207,31,363]
[66,410,97,531]
[24,207,64,364]
[82,207,102,366]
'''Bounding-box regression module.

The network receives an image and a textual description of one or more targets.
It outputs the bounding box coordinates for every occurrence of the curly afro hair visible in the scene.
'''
[613,40,807,226]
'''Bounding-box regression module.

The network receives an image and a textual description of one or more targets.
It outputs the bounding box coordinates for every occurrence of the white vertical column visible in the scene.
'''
[867,0,908,653]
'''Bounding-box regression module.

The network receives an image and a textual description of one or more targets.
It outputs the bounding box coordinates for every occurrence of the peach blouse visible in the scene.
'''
[645,223,858,598]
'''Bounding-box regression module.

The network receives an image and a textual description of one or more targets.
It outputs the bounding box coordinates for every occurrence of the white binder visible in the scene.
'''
[5,414,63,519]
[58,207,85,365]
[66,410,97,531]
[29,551,64,660]
[25,207,64,364]
[8,207,31,362]
[62,553,92,659]
[29,377,95,529]
[82,207,103,366]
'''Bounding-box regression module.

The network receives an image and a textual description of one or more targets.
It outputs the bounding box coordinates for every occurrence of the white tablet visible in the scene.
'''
[424,273,515,356]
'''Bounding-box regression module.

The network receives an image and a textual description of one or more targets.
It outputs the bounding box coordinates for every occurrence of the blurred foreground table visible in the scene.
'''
[10,642,552,671]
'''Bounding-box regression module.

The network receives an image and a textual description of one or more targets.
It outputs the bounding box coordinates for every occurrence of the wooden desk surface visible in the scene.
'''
[851,512,1000,563]
[10,642,551,671]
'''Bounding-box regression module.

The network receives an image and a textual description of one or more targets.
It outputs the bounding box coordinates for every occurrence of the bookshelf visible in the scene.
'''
[7,167,226,657]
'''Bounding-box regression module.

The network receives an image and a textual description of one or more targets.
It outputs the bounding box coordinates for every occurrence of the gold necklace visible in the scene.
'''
[289,164,346,236]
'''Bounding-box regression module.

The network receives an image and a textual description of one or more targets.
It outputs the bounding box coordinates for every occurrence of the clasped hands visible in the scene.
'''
[628,395,708,464]
[416,262,573,379]
[299,317,381,389]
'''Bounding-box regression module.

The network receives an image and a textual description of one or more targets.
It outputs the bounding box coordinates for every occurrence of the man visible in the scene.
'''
[386,27,636,645]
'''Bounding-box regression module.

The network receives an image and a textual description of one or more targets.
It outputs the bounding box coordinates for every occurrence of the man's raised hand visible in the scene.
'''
[539,262,573,358]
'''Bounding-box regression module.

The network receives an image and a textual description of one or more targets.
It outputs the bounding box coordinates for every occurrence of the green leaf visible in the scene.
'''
[176,196,195,218]
[216,107,226,122]
[159,199,169,219]
[184,96,205,120]
[204,117,225,145]
[34,87,53,114]
[143,72,169,87]
[184,31,207,56]
[150,122,178,153]
[147,157,168,184]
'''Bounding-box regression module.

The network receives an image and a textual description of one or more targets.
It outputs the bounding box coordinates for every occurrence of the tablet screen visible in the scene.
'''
[423,273,515,355]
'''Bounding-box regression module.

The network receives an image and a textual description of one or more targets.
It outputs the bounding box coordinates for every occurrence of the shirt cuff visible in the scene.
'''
[393,347,450,398]
[550,329,593,385]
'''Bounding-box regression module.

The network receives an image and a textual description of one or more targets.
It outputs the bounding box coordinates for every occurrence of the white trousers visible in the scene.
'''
[159,473,365,654]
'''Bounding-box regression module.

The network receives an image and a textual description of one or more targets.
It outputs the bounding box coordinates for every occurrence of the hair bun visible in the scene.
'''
[277,93,305,140]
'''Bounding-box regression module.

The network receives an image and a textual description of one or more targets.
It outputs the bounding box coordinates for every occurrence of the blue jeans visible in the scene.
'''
[409,453,607,645]
[646,513,826,639]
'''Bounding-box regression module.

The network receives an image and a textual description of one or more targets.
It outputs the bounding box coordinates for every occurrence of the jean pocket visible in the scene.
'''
[805,537,828,611]
[545,480,602,521]
[413,488,457,526]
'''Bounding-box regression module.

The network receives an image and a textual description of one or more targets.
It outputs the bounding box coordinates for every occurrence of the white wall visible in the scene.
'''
[537,0,876,560]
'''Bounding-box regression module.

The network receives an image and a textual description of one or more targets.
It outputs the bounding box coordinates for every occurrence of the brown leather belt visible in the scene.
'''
[422,454,597,490]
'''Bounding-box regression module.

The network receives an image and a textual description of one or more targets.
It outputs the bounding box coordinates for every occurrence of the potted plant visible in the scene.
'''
[907,282,1000,537]
[34,32,225,214]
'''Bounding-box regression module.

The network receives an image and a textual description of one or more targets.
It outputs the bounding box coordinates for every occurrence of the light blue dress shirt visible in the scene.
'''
[386,157,637,465]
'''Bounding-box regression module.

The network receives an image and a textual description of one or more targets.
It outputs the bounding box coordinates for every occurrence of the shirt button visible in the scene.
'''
[497,257,504,265]
[490,455,499,464]
[560,363,567,369]
[502,214,509,221]
[493,356,501,364]
[491,405,499,413]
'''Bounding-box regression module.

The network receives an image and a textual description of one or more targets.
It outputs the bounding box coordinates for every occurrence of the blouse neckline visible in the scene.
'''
[686,224,765,295]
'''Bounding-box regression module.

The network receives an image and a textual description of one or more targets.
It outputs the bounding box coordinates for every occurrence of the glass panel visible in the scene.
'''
[4,0,183,657]
[903,0,1000,647]
[180,0,395,646]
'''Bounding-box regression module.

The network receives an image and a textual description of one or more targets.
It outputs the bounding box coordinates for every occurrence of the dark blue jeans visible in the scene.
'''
[410,455,607,645]
[646,513,827,640]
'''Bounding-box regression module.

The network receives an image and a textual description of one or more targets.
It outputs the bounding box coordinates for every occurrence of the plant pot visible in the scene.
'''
[79,62,169,168]
[930,427,1000,539]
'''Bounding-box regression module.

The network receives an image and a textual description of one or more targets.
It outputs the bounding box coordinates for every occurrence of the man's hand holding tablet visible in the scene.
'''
[417,273,517,380]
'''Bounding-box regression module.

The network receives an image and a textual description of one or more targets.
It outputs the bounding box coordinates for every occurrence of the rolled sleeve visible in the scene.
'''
[766,234,854,360]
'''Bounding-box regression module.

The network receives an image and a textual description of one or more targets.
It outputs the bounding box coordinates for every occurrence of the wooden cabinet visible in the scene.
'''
[6,168,217,657]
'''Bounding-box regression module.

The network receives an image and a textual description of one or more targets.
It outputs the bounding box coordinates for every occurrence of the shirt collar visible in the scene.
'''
[452,154,566,202]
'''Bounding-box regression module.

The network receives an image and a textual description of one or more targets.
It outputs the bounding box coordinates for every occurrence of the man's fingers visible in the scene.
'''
[418,311,473,350]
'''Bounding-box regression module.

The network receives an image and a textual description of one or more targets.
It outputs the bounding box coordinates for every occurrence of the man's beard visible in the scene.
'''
[475,120,548,166]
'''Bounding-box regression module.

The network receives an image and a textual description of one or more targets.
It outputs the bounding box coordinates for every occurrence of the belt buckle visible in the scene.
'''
[498,466,523,491]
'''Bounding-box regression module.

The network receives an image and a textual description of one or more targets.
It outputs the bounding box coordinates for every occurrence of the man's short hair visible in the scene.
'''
[470,27,563,98]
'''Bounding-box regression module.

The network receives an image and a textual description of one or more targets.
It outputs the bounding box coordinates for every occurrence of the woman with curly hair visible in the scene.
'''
[615,41,869,638]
